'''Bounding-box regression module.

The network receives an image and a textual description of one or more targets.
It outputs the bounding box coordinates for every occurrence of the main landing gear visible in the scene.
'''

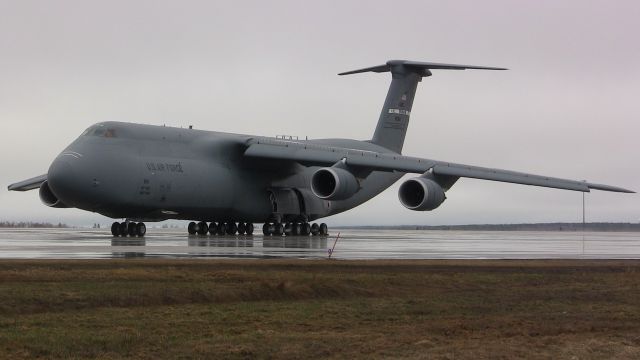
[111,222,146,237]
[187,222,255,236]
[262,222,328,237]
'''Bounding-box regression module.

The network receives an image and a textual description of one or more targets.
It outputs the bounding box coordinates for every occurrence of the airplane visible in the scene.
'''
[8,60,634,238]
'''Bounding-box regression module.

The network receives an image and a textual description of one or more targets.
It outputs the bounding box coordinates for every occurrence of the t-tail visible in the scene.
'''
[339,60,507,154]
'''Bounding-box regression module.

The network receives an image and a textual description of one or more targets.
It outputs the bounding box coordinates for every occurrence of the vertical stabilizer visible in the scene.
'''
[371,67,422,153]
[339,60,506,154]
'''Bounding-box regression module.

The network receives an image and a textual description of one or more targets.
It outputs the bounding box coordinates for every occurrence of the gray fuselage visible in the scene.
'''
[47,121,402,223]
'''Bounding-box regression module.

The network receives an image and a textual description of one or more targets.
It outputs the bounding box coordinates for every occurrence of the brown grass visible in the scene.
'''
[0,259,639,359]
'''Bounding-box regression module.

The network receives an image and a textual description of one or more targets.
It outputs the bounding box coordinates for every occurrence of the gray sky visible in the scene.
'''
[1,0,638,226]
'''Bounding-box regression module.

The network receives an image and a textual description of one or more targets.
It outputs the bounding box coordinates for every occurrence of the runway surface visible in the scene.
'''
[0,228,638,259]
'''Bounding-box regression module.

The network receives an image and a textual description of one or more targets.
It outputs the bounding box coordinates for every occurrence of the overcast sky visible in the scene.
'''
[1,0,638,226]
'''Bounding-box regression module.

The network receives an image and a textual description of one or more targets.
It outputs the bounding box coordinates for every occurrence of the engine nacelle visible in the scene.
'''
[39,181,69,208]
[311,167,359,200]
[398,177,446,211]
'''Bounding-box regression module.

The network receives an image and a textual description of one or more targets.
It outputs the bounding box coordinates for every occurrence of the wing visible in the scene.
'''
[8,174,48,191]
[243,138,634,193]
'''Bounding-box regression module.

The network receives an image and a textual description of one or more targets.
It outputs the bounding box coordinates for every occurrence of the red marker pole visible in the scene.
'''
[328,232,340,259]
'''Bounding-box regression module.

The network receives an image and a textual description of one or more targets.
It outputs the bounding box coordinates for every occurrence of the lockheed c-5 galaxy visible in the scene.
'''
[8,60,634,237]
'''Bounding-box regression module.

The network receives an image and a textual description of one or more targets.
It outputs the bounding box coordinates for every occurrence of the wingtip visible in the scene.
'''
[588,183,636,193]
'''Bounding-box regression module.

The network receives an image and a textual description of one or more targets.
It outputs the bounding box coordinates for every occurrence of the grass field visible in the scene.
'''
[0,259,639,359]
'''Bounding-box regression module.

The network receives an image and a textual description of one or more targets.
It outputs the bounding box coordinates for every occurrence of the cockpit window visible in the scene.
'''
[81,125,117,138]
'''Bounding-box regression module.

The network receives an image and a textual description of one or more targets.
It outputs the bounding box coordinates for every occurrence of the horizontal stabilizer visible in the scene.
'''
[8,174,47,191]
[339,60,507,76]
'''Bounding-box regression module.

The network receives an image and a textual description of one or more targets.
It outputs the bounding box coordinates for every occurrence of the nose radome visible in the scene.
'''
[47,158,78,206]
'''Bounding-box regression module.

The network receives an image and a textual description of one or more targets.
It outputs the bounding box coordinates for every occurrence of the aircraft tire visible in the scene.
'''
[111,222,120,236]
[119,222,129,237]
[127,222,137,237]
[310,223,319,236]
[197,221,208,235]
[226,222,237,235]
[188,222,197,235]
[262,223,271,236]
[319,223,328,236]
[292,223,301,236]
[208,222,217,235]
[284,222,292,236]
[216,222,226,235]
[245,223,254,235]
[274,223,284,236]
[302,222,311,236]
[237,222,246,235]
[136,223,146,237]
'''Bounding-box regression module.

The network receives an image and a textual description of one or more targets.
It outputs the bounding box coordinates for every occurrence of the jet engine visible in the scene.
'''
[398,177,446,211]
[39,181,69,208]
[311,167,359,200]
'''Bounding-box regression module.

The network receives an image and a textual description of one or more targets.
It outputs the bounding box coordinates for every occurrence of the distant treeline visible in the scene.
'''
[343,223,640,232]
[0,221,68,228]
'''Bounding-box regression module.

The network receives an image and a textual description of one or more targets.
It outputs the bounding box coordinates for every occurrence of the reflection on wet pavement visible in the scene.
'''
[0,228,638,259]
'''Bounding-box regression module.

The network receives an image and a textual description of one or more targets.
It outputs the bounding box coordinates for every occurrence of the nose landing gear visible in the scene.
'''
[111,221,146,237]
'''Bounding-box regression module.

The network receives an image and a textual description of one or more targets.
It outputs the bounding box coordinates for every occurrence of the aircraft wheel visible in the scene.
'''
[188,222,197,235]
[136,222,146,237]
[310,223,320,236]
[119,222,129,236]
[319,223,328,236]
[301,222,311,236]
[237,222,246,235]
[216,222,226,235]
[284,222,292,236]
[208,222,217,235]
[197,221,208,235]
[245,223,254,235]
[127,222,137,237]
[226,222,237,235]
[262,223,271,236]
[292,223,301,236]
[273,223,284,236]
[111,222,120,236]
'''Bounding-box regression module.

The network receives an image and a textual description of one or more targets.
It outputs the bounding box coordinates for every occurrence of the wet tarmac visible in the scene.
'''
[0,228,638,259]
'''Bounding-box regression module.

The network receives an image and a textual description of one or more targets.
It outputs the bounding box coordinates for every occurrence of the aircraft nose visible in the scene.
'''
[47,156,95,208]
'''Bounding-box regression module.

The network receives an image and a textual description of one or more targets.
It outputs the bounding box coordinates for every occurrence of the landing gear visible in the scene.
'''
[216,222,226,235]
[119,222,128,236]
[188,222,197,235]
[127,222,137,236]
[292,223,301,236]
[301,222,311,236]
[208,222,217,235]
[273,223,284,236]
[310,223,320,236]
[237,222,246,235]
[136,222,146,237]
[111,221,146,237]
[186,221,255,236]
[319,223,328,236]
[260,221,328,237]
[197,221,208,235]
[226,222,238,235]
[111,222,119,236]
